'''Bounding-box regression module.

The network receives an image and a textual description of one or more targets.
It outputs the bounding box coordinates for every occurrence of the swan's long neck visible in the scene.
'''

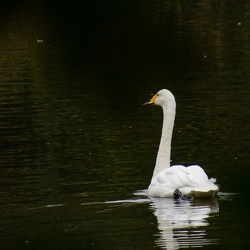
[152,101,176,180]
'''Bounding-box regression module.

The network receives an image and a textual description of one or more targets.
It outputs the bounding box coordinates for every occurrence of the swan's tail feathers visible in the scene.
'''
[209,178,217,183]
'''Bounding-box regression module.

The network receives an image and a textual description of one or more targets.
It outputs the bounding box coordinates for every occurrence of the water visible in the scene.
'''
[0,1,250,249]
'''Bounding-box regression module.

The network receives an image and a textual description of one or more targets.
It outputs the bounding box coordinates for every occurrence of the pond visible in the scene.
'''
[0,1,249,249]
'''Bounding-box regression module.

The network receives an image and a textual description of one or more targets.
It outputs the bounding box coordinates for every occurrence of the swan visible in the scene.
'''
[144,89,218,198]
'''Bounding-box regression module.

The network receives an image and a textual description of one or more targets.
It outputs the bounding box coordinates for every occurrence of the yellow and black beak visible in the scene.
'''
[143,93,158,106]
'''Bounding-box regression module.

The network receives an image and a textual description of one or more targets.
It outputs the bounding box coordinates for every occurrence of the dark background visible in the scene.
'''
[0,1,250,249]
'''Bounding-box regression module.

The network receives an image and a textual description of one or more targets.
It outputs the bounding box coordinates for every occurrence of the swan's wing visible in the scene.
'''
[153,165,207,187]
[185,165,212,185]
[148,165,218,197]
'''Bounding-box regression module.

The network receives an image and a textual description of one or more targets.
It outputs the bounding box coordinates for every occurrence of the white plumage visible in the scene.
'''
[144,89,218,198]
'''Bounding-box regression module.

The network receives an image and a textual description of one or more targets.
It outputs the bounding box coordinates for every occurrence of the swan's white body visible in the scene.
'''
[145,89,218,198]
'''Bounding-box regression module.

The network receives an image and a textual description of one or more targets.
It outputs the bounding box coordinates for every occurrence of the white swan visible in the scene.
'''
[144,89,218,198]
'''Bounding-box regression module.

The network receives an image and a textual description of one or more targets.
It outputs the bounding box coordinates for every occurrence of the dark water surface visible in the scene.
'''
[0,1,250,249]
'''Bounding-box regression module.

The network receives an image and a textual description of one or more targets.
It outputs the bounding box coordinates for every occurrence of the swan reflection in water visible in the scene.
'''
[149,197,219,249]
[107,193,219,249]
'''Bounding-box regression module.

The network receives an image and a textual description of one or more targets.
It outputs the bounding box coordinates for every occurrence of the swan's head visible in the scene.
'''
[144,89,175,107]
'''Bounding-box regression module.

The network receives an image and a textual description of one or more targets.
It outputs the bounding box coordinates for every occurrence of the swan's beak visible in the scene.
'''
[143,94,157,105]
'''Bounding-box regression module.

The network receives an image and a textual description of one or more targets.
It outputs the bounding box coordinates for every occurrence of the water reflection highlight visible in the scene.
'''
[149,198,219,249]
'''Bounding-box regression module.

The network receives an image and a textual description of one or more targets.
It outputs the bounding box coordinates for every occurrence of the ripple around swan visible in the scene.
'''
[132,192,239,249]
